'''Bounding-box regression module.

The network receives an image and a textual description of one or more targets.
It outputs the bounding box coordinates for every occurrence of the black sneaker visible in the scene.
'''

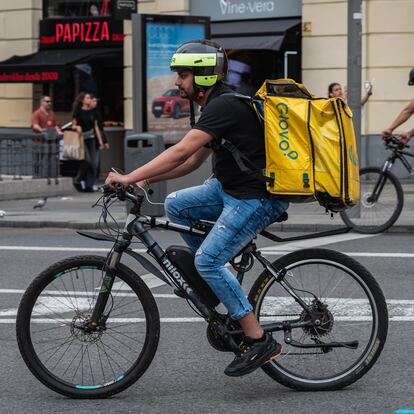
[224,333,282,377]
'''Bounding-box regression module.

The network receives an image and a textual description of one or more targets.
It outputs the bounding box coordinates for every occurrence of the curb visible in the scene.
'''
[0,177,74,201]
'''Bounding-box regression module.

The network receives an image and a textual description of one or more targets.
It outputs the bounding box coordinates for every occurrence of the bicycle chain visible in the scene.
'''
[282,352,325,355]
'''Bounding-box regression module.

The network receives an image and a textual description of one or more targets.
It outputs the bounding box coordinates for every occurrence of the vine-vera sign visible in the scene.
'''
[190,0,301,21]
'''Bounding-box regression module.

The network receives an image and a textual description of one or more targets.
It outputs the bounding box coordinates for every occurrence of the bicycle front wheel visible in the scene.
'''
[340,167,403,233]
[248,248,388,391]
[16,255,160,398]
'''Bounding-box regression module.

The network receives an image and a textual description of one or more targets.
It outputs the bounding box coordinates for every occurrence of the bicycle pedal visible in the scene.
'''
[174,288,187,299]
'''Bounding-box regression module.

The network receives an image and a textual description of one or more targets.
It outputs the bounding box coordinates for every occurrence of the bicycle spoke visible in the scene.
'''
[21,257,158,395]
[256,255,381,385]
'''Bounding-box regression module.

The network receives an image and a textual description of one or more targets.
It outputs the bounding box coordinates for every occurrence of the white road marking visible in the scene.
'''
[262,251,414,258]
[0,234,377,254]
[0,295,412,322]
[0,316,412,323]
[0,317,205,324]
[0,288,176,297]
[260,232,377,252]
[0,246,146,253]
[108,274,166,290]
[1,245,413,258]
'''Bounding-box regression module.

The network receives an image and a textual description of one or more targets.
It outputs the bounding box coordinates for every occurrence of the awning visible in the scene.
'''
[0,48,121,83]
[212,18,300,51]
[213,35,284,51]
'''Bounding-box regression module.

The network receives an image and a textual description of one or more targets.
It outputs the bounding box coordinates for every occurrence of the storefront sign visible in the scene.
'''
[190,0,301,21]
[112,0,137,20]
[0,70,62,83]
[39,17,124,49]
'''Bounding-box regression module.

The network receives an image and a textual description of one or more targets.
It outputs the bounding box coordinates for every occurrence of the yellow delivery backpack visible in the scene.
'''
[222,79,360,213]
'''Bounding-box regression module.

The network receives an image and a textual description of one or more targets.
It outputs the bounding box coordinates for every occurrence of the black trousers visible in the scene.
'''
[75,138,97,189]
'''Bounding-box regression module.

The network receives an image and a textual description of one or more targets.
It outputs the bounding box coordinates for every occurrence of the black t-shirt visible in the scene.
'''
[193,83,267,199]
[73,108,96,133]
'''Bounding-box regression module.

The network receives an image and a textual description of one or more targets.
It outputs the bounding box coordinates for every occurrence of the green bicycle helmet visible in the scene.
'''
[170,39,228,96]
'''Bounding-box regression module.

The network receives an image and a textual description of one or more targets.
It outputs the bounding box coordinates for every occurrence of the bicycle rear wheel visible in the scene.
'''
[340,167,403,233]
[248,248,388,391]
[16,255,160,398]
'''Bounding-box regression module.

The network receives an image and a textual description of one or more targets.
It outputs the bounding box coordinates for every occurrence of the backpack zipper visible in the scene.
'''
[333,100,349,205]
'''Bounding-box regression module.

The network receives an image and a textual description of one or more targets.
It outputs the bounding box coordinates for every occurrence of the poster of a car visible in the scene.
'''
[151,89,190,119]
[143,15,209,144]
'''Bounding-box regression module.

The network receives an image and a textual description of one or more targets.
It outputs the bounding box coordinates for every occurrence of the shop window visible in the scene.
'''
[44,0,112,18]
[48,56,124,126]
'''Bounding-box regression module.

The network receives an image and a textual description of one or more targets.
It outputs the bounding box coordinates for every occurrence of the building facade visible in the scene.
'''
[0,0,413,146]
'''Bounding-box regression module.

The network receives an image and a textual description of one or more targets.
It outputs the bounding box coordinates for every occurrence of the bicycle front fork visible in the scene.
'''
[90,238,130,327]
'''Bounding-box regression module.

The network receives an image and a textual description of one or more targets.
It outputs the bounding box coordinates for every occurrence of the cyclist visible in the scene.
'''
[382,67,414,143]
[105,39,288,377]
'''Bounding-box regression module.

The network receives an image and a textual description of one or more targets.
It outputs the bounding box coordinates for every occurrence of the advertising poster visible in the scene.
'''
[145,17,209,144]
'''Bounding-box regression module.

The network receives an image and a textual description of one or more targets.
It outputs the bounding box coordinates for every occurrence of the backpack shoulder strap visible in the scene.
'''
[214,92,273,185]
[221,139,274,185]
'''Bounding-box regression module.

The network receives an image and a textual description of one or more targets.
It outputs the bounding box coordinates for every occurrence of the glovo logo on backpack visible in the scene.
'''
[262,93,314,198]
[274,102,298,160]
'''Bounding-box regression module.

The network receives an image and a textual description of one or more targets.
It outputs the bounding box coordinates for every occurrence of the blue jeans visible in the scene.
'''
[165,178,288,320]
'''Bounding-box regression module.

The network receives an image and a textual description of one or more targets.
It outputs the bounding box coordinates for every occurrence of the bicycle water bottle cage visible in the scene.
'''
[166,246,220,307]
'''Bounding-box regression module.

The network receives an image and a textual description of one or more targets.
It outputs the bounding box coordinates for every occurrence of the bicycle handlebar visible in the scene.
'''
[384,135,409,150]
[99,184,144,213]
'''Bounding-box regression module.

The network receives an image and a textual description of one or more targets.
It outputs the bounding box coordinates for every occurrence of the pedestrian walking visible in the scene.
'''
[90,95,109,182]
[71,92,104,192]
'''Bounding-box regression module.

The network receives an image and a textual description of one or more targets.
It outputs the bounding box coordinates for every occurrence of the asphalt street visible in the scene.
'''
[1,228,414,414]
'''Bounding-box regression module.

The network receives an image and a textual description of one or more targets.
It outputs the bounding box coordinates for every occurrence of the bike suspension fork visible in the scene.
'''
[90,234,131,326]
[369,161,394,203]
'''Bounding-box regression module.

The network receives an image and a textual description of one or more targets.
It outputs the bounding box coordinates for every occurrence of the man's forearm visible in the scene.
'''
[388,108,413,132]
[32,124,43,133]
[126,145,189,184]
[146,159,198,184]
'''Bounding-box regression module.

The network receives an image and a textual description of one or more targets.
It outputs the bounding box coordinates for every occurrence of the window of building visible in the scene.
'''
[44,54,124,126]
[44,0,113,18]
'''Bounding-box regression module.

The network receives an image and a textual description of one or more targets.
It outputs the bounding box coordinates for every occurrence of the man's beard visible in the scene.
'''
[179,87,197,101]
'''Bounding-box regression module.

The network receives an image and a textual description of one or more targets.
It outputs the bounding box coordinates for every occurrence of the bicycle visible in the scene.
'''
[16,184,388,398]
[340,135,411,233]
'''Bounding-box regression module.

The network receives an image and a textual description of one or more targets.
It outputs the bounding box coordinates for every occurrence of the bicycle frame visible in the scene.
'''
[381,139,414,174]
[367,140,414,204]
[82,196,357,352]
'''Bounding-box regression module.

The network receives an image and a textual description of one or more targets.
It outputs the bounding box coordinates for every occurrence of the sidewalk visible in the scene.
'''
[1,183,414,232]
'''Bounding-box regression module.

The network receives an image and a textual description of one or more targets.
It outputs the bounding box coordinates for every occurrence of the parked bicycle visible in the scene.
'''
[16,184,388,398]
[340,136,412,233]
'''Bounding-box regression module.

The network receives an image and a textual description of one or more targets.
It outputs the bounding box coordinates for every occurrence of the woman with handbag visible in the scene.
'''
[71,92,104,192]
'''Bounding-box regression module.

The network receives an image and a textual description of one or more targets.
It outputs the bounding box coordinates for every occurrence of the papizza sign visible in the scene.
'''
[39,17,124,49]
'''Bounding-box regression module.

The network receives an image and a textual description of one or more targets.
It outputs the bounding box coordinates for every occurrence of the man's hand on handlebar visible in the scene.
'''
[398,131,412,145]
[105,171,131,189]
[381,129,393,140]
